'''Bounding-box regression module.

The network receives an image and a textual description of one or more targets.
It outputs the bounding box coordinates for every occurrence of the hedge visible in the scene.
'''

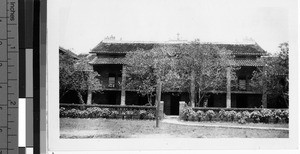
[179,107,289,124]
[59,104,156,120]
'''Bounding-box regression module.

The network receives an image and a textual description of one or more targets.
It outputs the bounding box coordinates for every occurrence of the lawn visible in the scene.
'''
[60,118,288,138]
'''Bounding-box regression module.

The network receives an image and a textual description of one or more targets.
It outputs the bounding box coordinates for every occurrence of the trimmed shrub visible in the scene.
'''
[205,110,216,121]
[236,112,246,124]
[281,109,289,123]
[227,110,237,121]
[242,111,250,119]
[110,110,119,118]
[187,110,197,121]
[180,107,193,121]
[260,109,272,123]
[250,110,262,123]
[139,110,147,119]
[196,110,205,121]
[236,112,242,120]
[218,109,227,121]
[272,109,282,123]
[146,112,155,120]
[101,108,111,118]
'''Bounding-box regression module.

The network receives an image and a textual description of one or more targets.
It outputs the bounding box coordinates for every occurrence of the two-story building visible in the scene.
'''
[89,39,267,115]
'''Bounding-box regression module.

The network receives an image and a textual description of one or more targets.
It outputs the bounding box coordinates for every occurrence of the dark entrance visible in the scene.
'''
[170,95,180,115]
[236,94,248,108]
[107,91,120,105]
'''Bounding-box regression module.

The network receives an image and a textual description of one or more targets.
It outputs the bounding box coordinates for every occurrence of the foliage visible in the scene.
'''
[187,110,198,121]
[250,111,262,123]
[226,110,237,121]
[250,42,289,107]
[124,42,238,106]
[179,107,194,121]
[281,110,289,123]
[272,109,282,123]
[124,46,174,105]
[59,52,102,104]
[242,111,251,119]
[59,54,77,99]
[172,42,238,106]
[59,107,156,120]
[205,110,216,121]
[178,107,288,124]
[196,110,206,121]
[139,110,147,119]
[218,109,227,121]
[260,109,272,123]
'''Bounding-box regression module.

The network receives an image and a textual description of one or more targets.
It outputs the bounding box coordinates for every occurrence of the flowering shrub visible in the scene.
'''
[218,109,227,121]
[110,110,119,118]
[196,110,205,121]
[227,110,237,121]
[236,112,242,119]
[260,109,272,123]
[187,110,197,121]
[281,109,289,123]
[101,108,111,118]
[205,110,216,121]
[139,110,147,119]
[236,112,246,124]
[250,111,262,123]
[146,112,155,119]
[86,107,103,118]
[59,107,156,120]
[180,107,193,121]
[272,109,282,123]
[242,111,250,119]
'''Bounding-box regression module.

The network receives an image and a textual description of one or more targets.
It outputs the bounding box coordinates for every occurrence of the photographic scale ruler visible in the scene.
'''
[0,0,19,154]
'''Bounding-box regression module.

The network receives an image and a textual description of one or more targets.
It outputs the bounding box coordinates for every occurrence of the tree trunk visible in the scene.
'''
[86,89,92,105]
[190,70,196,107]
[77,91,84,104]
[155,78,162,127]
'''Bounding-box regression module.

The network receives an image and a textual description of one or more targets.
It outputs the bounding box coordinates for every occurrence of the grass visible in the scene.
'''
[60,118,289,138]
[176,120,289,128]
[60,118,288,138]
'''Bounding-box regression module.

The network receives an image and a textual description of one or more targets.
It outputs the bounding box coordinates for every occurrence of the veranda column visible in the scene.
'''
[226,67,231,108]
[86,70,92,105]
[262,66,267,107]
[190,70,196,107]
[121,65,126,106]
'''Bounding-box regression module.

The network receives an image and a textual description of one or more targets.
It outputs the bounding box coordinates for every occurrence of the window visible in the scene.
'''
[239,79,246,90]
[108,73,115,87]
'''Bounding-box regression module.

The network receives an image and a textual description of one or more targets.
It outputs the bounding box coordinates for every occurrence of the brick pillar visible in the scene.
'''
[159,101,164,119]
[121,65,126,105]
[179,101,187,117]
[226,67,231,108]
[86,89,92,105]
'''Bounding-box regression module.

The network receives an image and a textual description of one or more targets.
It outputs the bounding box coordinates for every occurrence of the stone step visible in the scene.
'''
[165,116,179,119]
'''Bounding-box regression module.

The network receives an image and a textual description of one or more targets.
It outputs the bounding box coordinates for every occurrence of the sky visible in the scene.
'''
[59,0,293,54]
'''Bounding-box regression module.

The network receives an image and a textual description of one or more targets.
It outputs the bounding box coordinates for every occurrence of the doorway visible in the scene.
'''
[170,95,180,115]
[236,94,248,108]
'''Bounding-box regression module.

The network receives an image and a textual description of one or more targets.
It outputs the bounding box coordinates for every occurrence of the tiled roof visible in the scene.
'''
[233,59,265,67]
[89,57,125,65]
[89,57,264,66]
[90,40,266,55]
[59,46,79,59]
